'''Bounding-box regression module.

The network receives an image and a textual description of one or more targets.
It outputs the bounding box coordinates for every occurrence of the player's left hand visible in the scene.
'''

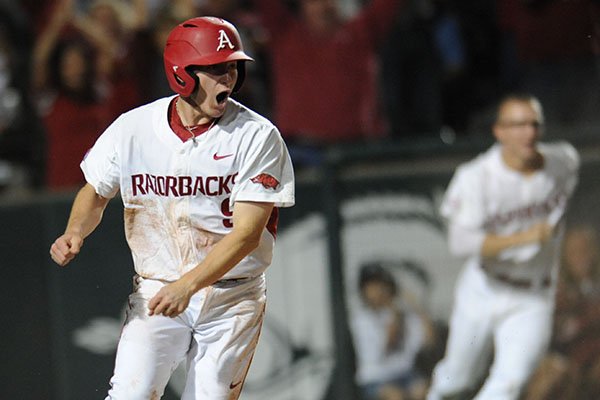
[148,280,194,318]
[50,232,84,267]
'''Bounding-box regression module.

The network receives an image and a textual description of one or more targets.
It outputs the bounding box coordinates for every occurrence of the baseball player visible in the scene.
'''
[49,17,294,399]
[427,94,579,400]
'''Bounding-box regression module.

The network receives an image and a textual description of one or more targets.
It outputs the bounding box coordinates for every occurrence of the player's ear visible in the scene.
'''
[492,122,503,142]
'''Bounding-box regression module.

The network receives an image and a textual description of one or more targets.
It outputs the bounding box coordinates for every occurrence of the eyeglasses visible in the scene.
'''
[192,62,237,76]
[496,120,544,129]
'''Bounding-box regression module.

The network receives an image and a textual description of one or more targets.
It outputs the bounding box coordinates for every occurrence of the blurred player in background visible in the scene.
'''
[50,16,294,399]
[427,94,579,400]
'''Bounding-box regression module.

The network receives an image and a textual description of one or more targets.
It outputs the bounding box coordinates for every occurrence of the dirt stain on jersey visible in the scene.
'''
[177,226,223,275]
[124,198,180,278]
[124,197,226,278]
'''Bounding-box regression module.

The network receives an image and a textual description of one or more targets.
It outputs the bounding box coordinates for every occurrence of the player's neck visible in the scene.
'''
[176,97,214,128]
[501,151,544,175]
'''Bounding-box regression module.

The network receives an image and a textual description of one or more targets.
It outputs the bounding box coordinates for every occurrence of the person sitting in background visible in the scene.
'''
[351,263,433,400]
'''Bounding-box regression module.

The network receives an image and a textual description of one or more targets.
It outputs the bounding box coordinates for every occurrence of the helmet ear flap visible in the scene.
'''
[170,66,198,97]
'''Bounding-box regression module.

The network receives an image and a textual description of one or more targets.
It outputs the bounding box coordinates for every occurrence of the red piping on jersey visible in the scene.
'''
[267,208,279,238]
[168,97,216,142]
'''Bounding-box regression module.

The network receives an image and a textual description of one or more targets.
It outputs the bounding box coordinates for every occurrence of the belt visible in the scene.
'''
[212,276,254,288]
[490,272,551,289]
[134,274,255,289]
[480,265,551,289]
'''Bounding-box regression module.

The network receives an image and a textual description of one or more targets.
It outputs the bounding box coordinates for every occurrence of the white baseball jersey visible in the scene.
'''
[81,95,295,282]
[440,142,579,284]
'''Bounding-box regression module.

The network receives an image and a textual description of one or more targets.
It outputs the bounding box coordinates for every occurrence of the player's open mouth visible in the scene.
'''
[216,91,230,104]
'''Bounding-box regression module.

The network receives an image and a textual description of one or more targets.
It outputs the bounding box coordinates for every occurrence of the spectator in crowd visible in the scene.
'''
[256,0,404,167]
[31,0,113,190]
[525,225,600,399]
[71,0,145,116]
[351,262,434,400]
[31,0,166,190]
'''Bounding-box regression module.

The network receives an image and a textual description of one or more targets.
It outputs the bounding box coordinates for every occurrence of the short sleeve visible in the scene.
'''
[230,127,295,208]
[566,143,580,171]
[80,117,121,198]
[561,142,580,197]
[440,163,485,229]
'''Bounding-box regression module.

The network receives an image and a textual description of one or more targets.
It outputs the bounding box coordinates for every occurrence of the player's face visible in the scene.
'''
[191,61,238,119]
[493,99,544,166]
[362,281,394,309]
[60,45,88,91]
[301,0,339,31]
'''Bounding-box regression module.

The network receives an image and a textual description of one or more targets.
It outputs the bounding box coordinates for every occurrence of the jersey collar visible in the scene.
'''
[168,97,217,143]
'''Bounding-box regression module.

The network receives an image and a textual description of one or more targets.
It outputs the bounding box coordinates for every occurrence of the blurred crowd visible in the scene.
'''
[0,0,598,193]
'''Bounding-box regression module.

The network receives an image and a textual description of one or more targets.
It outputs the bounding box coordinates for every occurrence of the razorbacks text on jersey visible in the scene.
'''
[440,141,579,285]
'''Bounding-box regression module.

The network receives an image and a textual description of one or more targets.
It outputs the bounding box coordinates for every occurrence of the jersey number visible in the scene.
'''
[221,198,233,228]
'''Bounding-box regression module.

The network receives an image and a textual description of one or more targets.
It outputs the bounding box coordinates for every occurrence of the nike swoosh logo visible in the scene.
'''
[229,380,243,389]
[213,153,234,160]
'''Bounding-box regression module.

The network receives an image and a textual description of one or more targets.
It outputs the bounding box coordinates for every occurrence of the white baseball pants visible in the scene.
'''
[427,262,553,400]
[105,274,266,400]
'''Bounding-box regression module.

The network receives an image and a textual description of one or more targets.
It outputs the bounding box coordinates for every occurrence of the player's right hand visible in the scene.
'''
[527,222,554,243]
[50,233,83,267]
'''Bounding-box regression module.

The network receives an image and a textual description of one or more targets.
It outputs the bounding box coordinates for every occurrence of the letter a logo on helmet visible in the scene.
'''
[217,30,235,51]
[164,17,254,97]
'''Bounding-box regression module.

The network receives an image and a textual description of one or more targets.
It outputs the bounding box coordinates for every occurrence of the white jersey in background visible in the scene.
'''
[428,141,579,400]
[441,142,579,287]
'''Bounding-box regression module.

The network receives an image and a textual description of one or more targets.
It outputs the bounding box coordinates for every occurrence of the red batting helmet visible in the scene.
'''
[164,17,254,97]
